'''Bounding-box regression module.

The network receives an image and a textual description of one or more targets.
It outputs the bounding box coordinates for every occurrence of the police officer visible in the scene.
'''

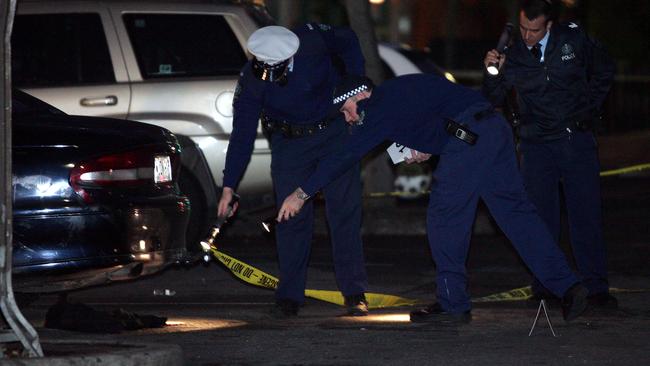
[218,25,369,317]
[482,0,616,308]
[277,74,589,323]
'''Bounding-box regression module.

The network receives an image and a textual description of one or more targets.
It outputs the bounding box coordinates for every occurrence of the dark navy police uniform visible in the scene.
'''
[483,22,615,298]
[301,74,580,314]
[223,24,368,305]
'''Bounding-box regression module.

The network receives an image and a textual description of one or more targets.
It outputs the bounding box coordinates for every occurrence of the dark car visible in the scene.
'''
[10,90,190,293]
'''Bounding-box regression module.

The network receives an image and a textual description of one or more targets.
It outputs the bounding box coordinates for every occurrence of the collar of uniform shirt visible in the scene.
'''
[527,29,550,62]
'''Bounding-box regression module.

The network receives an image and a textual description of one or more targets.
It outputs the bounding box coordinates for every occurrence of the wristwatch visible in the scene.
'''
[295,188,310,201]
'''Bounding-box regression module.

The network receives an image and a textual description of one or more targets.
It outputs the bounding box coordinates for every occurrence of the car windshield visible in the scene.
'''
[244,3,275,27]
[11,90,66,119]
[397,48,443,76]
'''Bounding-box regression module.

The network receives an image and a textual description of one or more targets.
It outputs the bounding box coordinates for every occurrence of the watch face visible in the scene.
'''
[297,190,310,200]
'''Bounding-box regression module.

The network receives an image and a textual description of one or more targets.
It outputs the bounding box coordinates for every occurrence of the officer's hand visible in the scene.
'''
[405,150,432,164]
[217,187,239,218]
[276,189,307,222]
[484,49,505,71]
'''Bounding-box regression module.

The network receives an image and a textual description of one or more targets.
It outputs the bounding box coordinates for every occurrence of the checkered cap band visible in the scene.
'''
[333,85,368,105]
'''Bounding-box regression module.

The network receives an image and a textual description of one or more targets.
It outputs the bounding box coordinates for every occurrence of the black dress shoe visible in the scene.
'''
[561,283,589,322]
[344,294,369,316]
[270,298,299,318]
[587,292,618,309]
[409,303,471,324]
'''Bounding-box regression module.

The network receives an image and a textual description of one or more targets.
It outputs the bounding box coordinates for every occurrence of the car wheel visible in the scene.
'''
[178,171,209,254]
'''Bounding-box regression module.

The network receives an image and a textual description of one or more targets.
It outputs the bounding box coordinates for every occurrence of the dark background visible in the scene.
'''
[265,0,650,134]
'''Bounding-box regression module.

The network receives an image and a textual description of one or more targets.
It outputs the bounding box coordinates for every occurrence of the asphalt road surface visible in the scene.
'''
[18,173,650,365]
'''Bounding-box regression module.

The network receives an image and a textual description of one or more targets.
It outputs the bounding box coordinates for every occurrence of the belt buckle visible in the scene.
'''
[455,129,467,141]
[280,122,291,137]
[292,126,304,137]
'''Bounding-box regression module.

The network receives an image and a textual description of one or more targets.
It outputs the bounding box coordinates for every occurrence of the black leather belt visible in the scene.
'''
[262,116,329,138]
[568,117,597,132]
[444,106,493,145]
[445,119,478,145]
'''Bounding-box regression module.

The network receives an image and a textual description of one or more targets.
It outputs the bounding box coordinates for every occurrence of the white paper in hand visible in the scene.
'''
[386,142,412,164]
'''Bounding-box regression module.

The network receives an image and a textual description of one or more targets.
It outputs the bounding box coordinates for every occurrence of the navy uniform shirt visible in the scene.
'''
[222,24,365,189]
[301,74,486,196]
[483,22,615,141]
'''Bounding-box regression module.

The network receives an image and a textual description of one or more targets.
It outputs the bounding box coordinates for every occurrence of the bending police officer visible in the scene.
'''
[482,0,616,307]
[218,25,369,317]
[277,74,589,323]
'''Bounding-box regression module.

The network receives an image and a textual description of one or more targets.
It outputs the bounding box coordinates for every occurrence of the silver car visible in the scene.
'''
[12,0,274,250]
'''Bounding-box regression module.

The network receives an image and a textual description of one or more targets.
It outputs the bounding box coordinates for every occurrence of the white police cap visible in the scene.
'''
[247,26,300,65]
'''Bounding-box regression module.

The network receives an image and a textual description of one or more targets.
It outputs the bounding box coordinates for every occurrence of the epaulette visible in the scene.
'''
[306,23,331,32]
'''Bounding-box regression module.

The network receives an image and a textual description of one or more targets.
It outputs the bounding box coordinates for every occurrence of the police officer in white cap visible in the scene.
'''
[218,24,369,318]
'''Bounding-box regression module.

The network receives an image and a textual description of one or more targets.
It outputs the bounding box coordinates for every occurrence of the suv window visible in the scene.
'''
[12,14,115,87]
[123,14,248,79]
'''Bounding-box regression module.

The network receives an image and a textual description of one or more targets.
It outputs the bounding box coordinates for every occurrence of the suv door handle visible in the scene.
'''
[80,95,118,106]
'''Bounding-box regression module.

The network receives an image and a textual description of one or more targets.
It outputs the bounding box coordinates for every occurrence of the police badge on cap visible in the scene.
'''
[247,26,300,84]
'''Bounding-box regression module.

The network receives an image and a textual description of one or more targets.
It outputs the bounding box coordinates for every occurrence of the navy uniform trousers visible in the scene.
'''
[519,132,609,296]
[427,104,579,314]
[270,118,368,303]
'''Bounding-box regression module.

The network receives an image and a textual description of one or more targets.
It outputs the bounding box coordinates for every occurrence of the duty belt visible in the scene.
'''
[568,117,597,132]
[444,106,492,145]
[262,116,329,138]
[445,119,478,145]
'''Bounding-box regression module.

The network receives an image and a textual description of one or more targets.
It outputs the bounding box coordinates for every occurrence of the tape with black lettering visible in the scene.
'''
[211,246,649,307]
[211,246,419,309]
[473,286,533,303]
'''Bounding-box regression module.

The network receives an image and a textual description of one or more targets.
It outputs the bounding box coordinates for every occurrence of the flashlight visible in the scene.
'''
[199,193,240,260]
[487,23,513,76]
[261,215,277,233]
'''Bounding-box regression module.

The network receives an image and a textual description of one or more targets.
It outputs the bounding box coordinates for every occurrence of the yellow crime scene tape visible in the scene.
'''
[598,162,650,177]
[210,246,650,307]
[472,286,650,302]
[207,163,649,308]
[209,246,419,309]
[473,286,533,303]
[367,163,650,198]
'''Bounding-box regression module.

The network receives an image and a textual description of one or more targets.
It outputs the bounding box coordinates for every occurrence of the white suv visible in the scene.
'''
[12,1,274,250]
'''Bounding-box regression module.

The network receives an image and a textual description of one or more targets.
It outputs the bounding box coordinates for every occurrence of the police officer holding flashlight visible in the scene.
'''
[483,0,616,308]
[218,24,369,318]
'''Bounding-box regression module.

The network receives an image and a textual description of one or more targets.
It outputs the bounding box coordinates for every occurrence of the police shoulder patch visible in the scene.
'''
[317,23,332,31]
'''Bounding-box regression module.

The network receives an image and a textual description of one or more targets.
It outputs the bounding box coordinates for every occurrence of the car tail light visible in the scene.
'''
[70,147,179,202]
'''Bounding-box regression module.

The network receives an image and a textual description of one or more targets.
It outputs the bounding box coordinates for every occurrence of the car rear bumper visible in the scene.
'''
[12,195,190,292]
